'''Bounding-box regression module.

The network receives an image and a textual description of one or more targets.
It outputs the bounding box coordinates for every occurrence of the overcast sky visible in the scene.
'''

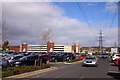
[1,1,118,47]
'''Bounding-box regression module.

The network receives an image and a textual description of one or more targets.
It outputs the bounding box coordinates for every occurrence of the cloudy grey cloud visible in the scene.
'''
[2,2,118,47]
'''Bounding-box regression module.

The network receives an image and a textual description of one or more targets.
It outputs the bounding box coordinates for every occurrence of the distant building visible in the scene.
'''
[9,46,20,52]
[10,41,79,53]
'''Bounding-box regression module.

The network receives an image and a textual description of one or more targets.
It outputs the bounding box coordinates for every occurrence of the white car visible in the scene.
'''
[111,54,120,61]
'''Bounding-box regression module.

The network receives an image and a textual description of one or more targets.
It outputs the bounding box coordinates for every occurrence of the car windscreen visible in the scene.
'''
[102,54,107,55]
[86,56,95,59]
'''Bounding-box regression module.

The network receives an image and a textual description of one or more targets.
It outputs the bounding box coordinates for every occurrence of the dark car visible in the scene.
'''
[49,53,58,62]
[14,55,48,66]
[64,53,76,61]
[49,53,65,62]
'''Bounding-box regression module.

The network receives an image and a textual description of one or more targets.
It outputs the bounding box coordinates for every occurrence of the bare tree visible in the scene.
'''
[1,15,10,51]
[40,29,52,45]
[37,28,53,66]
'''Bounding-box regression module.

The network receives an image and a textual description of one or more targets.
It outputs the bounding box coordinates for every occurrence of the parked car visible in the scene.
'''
[101,52,108,58]
[64,53,76,61]
[14,55,48,66]
[49,53,63,62]
[8,55,24,66]
[0,58,10,68]
[79,54,86,60]
[49,54,58,62]
[2,51,19,57]
[111,54,120,61]
[82,55,98,67]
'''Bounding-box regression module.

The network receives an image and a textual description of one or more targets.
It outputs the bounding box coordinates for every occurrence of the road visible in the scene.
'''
[28,58,120,79]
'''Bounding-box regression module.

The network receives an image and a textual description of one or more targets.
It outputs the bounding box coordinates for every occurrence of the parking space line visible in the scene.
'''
[34,73,46,78]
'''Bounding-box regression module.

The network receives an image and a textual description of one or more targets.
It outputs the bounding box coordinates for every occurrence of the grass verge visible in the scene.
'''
[2,65,50,78]
[66,58,82,63]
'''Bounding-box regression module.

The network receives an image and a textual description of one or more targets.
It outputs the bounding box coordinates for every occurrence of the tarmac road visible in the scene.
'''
[29,58,120,79]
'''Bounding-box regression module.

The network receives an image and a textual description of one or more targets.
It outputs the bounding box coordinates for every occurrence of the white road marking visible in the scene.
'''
[108,71,120,73]
[108,68,118,71]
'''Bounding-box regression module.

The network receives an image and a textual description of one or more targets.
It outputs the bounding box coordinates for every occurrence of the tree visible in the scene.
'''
[2,15,10,51]
[40,29,52,45]
[2,40,9,51]
[37,29,53,66]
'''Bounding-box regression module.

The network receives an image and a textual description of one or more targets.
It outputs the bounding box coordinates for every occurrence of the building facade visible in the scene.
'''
[9,41,79,53]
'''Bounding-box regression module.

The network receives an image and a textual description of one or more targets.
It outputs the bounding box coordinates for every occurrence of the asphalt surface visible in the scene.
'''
[28,58,120,79]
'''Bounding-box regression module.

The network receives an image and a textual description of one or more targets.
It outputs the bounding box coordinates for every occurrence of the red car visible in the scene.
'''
[114,58,119,66]
[79,55,86,60]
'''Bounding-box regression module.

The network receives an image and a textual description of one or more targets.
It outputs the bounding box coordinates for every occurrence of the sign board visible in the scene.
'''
[111,48,118,53]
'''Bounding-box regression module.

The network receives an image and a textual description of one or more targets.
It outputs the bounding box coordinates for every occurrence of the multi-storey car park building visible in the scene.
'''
[10,41,80,53]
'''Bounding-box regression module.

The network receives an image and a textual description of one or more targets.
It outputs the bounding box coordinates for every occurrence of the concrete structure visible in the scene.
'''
[47,41,54,52]
[21,43,28,52]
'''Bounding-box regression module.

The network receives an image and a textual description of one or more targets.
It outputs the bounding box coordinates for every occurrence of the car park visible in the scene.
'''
[82,55,98,67]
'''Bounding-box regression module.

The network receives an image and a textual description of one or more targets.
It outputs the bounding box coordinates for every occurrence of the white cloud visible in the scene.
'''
[86,2,97,7]
[105,2,118,12]
[2,2,118,47]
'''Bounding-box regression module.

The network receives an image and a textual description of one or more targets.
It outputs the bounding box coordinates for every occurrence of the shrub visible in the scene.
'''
[2,65,50,78]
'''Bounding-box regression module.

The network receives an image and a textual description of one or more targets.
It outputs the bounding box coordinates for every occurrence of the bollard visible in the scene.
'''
[34,60,37,66]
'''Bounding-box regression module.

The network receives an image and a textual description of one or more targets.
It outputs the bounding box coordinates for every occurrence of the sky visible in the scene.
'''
[1,1,119,47]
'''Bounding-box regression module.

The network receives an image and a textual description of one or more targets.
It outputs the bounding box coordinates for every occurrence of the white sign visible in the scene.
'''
[111,48,118,53]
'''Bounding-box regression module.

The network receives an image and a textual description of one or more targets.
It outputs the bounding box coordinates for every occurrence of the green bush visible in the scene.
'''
[2,65,50,78]
[67,58,81,63]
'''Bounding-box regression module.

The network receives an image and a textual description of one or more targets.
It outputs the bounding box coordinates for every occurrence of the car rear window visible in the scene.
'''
[116,55,120,57]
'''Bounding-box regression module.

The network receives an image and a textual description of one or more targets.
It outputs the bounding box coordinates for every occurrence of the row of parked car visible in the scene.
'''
[1,51,88,68]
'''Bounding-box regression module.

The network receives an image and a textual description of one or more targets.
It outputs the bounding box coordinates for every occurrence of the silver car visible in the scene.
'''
[82,55,98,67]
[8,55,24,66]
